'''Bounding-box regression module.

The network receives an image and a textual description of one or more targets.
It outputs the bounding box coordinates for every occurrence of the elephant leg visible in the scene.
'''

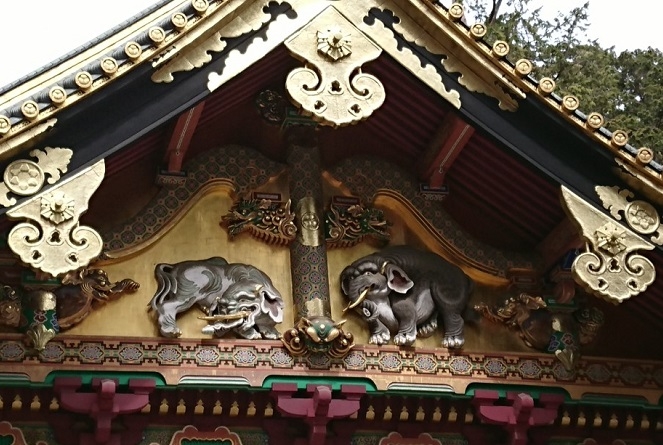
[391,299,418,346]
[417,311,438,338]
[235,325,262,340]
[255,319,280,340]
[441,311,465,349]
[367,318,391,345]
[157,301,185,337]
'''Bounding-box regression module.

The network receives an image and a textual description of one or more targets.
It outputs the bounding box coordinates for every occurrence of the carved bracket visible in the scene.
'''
[272,383,365,445]
[561,186,655,303]
[472,390,564,445]
[54,377,155,445]
[6,161,105,277]
[285,6,386,127]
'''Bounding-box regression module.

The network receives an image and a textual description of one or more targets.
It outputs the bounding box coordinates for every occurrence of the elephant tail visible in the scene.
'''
[462,276,480,323]
[148,263,176,311]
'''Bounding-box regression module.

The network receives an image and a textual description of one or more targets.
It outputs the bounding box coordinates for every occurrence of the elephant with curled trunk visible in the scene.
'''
[340,245,473,348]
[149,257,284,339]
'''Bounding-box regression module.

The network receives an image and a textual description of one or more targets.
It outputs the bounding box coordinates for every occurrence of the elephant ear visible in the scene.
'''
[340,266,357,295]
[384,263,414,294]
[260,289,284,323]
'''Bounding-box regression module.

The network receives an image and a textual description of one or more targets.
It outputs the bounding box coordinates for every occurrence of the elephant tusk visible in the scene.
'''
[198,310,251,322]
[343,288,370,312]
[380,261,390,275]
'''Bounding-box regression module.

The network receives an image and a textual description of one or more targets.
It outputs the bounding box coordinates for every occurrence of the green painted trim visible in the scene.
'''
[262,376,377,392]
[43,371,166,386]
[464,382,570,400]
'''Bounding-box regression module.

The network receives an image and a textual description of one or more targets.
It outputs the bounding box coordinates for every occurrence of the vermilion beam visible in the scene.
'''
[164,102,205,173]
[419,114,475,188]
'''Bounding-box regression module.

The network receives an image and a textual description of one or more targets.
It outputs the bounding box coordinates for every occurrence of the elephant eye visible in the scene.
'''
[363,271,372,276]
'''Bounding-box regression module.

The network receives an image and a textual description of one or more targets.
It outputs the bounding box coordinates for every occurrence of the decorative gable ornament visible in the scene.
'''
[561,186,655,304]
[284,6,386,127]
[6,161,105,277]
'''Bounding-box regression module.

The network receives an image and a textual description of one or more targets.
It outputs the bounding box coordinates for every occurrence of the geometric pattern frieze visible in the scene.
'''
[1,335,662,402]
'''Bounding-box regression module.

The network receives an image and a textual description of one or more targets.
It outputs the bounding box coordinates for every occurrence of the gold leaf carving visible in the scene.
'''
[6,161,105,277]
[561,186,655,304]
[0,147,72,208]
[208,1,325,92]
[596,185,663,245]
[443,58,519,111]
[30,147,72,184]
[361,9,461,109]
[284,7,385,127]
[152,32,227,83]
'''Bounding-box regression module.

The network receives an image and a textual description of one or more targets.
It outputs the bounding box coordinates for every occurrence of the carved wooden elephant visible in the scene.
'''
[340,245,474,348]
[149,257,284,339]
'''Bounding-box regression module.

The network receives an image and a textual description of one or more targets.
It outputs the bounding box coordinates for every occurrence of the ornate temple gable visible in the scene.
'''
[2,0,659,199]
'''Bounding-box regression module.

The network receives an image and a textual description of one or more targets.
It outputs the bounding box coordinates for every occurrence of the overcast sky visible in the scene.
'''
[1,0,662,89]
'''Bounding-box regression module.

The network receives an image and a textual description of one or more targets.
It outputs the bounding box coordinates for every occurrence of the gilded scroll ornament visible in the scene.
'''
[284,7,386,127]
[595,185,663,244]
[151,32,227,83]
[0,147,73,208]
[6,161,105,277]
[22,290,59,351]
[561,186,655,303]
[221,198,296,246]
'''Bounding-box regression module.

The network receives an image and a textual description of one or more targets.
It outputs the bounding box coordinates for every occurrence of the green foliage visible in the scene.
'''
[458,0,663,153]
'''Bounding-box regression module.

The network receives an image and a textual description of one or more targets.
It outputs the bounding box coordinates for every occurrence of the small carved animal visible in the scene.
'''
[56,268,139,329]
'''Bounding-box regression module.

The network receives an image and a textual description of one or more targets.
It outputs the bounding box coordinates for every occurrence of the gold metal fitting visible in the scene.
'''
[148,26,166,45]
[585,112,604,130]
[192,0,209,15]
[636,147,654,165]
[100,57,119,76]
[0,116,10,135]
[448,3,464,20]
[514,59,533,77]
[75,71,93,90]
[124,41,143,60]
[49,86,67,106]
[21,101,39,120]
[561,95,579,113]
[611,130,629,148]
[172,12,188,30]
[469,24,486,39]
[537,77,556,95]
[491,41,509,58]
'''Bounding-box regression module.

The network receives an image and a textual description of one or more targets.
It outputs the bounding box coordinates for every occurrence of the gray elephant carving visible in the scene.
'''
[340,245,474,348]
[149,257,284,339]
